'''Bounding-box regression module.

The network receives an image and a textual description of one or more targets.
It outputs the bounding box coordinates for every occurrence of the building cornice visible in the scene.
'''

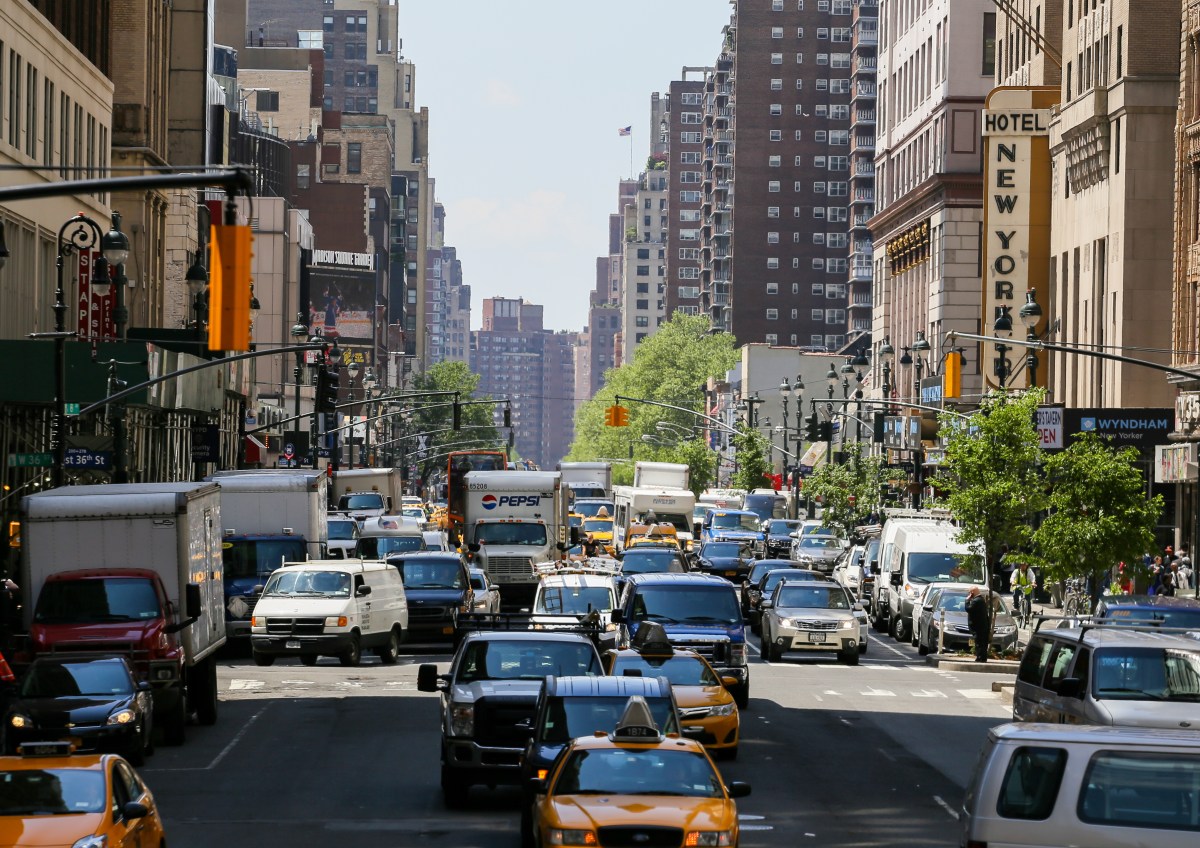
[866,172,982,237]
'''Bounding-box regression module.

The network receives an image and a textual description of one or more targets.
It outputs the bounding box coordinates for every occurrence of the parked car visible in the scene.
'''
[745,567,832,633]
[1092,594,1200,628]
[832,545,867,597]
[468,568,501,614]
[696,540,755,582]
[789,534,846,573]
[915,586,1017,655]
[4,656,153,765]
[759,580,865,664]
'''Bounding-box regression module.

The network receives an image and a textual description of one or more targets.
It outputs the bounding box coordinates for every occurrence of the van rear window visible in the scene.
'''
[997,746,1067,820]
[1078,751,1200,831]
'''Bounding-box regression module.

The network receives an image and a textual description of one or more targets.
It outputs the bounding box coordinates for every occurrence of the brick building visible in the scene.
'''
[665,73,708,317]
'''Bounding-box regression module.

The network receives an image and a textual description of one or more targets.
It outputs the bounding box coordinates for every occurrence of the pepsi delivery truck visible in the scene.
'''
[462,471,569,606]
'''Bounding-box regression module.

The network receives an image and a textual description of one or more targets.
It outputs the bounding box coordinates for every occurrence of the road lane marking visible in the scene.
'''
[859,688,896,697]
[143,703,270,773]
[228,679,263,690]
[870,635,915,660]
[933,795,960,820]
[823,690,841,696]
[910,689,948,698]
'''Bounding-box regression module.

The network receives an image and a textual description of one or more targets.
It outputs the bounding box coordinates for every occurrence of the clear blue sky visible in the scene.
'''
[397,0,730,333]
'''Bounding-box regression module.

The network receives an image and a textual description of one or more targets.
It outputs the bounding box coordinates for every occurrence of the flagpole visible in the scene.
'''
[629,129,634,179]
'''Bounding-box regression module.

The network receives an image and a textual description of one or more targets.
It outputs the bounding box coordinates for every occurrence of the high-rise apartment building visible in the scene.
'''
[425,201,471,365]
[869,0,993,403]
[846,1,879,346]
[665,73,708,317]
[703,0,857,350]
[619,171,669,364]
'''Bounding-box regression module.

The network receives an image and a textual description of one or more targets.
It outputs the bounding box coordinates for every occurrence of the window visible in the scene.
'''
[796,79,804,89]
[679,229,700,240]
[813,207,826,219]
[828,182,848,197]
[816,79,829,91]
[770,129,782,141]
[256,90,279,112]
[825,309,845,324]
[635,316,649,328]
[832,0,851,13]
[817,54,829,66]
[830,131,849,146]
[997,747,1067,820]
[323,15,334,31]
[816,105,829,118]
[771,53,784,65]
[679,191,701,203]
[797,28,805,38]
[766,282,779,294]
[766,334,779,345]
[767,206,780,218]
[635,266,650,277]
[832,28,851,43]
[795,130,804,141]
[678,267,700,279]
[772,27,784,39]
[831,53,850,68]
[827,207,847,222]
[679,210,701,221]
[827,233,847,248]
[768,181,781,193]
[636,280,649,291]
[637,248,650,259]
[813,181,827,194]
[830,79,850,94]
[795,181,804,192]
[817,28,829,40]
[772,0,784,9]
[767,231,780,243]
[813,233,826,244]
[347,142,362,173]
[827,259,847,274]
[813,258,826,269]
[680,151,701,164]
[830,105,849,121]
[766,309,779,320]
[324,70,333,86]
[983,13,996,76]
[829,156,848,171]
[770,103,782,116]
[297,164,310,189]
[680,131,702,143]
[766,258,780,269]
[796,52,805,63]
[815,131,828,142]
[769,155,781,167]
[678,248,700,260]
[812,309,825,321]
[680,92,702,105]
[635,300,649,310]
[812,283,825,295]
[1077,751,1200,831]
[678,286,700,299]
[680,171,702,183]
[771,78,783,90]
[680,112,702,124]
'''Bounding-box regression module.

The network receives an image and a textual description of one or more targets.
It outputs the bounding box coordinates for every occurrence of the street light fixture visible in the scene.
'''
[289,314,308,420]
[911,330,931,397]
[839,357,855,399]
[993,309,1014,387]
[1019,289,1043,387]
[879,337,895,412]
[186,254,209,342]
[100,214,131,341]
[826,363,839,398]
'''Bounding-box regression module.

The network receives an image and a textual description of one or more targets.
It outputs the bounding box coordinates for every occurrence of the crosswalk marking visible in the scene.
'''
[957,689,997,700]
[228,679,263,690]
[859,688,896,697]
[910,689,948,698]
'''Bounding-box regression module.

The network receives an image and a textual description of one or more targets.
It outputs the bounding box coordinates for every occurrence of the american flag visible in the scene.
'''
[618,126,632,137]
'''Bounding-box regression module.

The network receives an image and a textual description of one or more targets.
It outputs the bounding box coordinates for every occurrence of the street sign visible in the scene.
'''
[317,448,331,458]
[191,424,220,463]
[64,403,81,416]
[7,453,52,468]
[63,447,112,470]
[284,442,295,460]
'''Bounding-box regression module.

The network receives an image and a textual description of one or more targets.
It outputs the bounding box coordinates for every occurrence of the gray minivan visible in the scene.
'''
[1014,624,1200,729]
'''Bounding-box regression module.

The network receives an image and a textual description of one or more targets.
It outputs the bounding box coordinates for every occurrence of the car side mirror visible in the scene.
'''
[870,560,880,575]
[761,599,774,609]
[922,603,934,611]
[356,584,372,597]
[721,675,739,688]
[610,609,625,624]
[727,781,752,799]
[252,584,265,596]
[416,663,444,693]
[137,680,152,692]
[122,801,150,821]
[1056,677,1084,699]
[890,573,902,587]
[853,602,865,611]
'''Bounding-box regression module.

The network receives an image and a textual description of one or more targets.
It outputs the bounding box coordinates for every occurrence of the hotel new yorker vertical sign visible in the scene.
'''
[981,87,1058,390]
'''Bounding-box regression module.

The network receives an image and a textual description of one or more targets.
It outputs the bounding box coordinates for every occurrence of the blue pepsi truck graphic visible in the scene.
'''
[463,471,570,607]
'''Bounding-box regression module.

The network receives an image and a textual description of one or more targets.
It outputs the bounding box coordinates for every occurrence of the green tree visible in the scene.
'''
[567,313,738,483]
[802,446,888,538]
[730,424,771,492]
[931,389,1048,575]
[407,361,502,488]
[1031,431,1161,601]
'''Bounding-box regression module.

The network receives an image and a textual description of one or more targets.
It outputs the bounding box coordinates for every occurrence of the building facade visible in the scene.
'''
[665,74,707,317]
[619,171,669,364]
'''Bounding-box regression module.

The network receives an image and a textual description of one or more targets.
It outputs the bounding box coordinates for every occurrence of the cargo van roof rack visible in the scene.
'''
[1033,614,1200,639]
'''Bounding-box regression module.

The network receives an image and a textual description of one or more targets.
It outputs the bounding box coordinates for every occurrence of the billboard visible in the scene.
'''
[303,260,377,346]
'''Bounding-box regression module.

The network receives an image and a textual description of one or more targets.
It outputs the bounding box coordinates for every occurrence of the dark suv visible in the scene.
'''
[386,552,472,640]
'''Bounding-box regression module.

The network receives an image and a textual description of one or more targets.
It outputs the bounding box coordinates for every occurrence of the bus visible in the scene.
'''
[446,450,508,540]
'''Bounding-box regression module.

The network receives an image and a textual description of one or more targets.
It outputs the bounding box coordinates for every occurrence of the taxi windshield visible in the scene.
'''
[536,586,615,615]
[573,501,614,519]
[613,653,719,686]
[1093,647,1200,702]
[553,748,722,798]
[262,570,351,597]
[0,769,107,815]
[583,519,613,533]
[620,551,685,575]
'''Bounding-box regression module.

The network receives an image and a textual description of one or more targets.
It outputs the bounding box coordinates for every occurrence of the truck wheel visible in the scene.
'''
[731,684,750,710]
[339,634,362,667]
[252,651,275,667]
[163,698,187,746]
[377,628,400,665]
[192,658,219,727]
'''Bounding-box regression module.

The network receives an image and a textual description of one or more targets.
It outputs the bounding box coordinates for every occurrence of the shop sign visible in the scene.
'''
[1155,443,1197,484]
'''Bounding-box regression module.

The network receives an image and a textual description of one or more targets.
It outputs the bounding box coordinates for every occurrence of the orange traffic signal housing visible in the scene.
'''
[208,223,253,351]
[605,404,629,427]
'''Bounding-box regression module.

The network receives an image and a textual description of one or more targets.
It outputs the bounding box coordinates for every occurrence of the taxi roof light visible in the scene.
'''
[629,621,674,655]
[609,695,664,743]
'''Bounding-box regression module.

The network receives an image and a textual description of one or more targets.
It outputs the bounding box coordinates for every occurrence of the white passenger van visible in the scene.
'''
[250,559,408,667]
[962,722,1200,848]
[871,510,984,642]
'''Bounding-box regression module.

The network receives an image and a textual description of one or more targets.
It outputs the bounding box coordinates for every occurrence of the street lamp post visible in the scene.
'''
[1019,289,1043,387]
[779,378,792,472]
[826,363,838,399]
[345,358,361,468]
[101,214,131,341]
[993,309,1014,387]
[186,253,208,344]
[362,369,378,467]
[289,314,308,421]
[911,330,931,398]
[879,337,895,414]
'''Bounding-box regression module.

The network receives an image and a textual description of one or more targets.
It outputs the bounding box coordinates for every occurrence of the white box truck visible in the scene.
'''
[206,470,329,638]
[332,467,403,521]
[557,461,613,500]
[19,483,227,745]
[612,485,698,551]
[633,461,691,490]
[463,470,571,604]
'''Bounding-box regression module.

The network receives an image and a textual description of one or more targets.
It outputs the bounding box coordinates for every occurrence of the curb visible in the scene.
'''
[926,655,1019,674]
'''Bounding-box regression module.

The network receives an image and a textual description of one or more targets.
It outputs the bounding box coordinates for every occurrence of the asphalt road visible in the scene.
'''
[141,632,1011,847]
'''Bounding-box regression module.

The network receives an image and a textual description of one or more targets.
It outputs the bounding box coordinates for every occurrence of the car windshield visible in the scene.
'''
[583,519,613,533]
[457,640,601,682]
[710,513,759,532]
[631,586,741,625]
[1092,647,1200,702]
[573,501,614,519]
[470,575,487,591]
[620,552,685,575]
[1099,605,1200,629]
[357,535,426,557]
[613,653,720,686]
[743,494,783,521]
[536,586,615,615]
[262,569,351,597]
[340,493,384,510]
[0,769,107,815]
[476,523,548,546]
[540,696,678,743]
[223,537,306,580]
[34,577,160,625]
[401,508,426,520]
[907,553,983,584]
[553,748,722,798]
[21,660,134,698]
[328,520,357,540]
[768,520,801,535]
[799,537,842,551]
[396,559,465,590]
[702,542,746,559]
[802,524,836,536]
[776,586,850,610]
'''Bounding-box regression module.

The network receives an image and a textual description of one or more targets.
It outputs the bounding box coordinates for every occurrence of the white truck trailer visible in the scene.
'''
[332,467,403,521]
[557,461,613,501]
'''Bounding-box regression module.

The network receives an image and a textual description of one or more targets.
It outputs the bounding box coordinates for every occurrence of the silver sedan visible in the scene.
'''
[760,581,864,665]
[468,568,502,614]
[790,534,847,573]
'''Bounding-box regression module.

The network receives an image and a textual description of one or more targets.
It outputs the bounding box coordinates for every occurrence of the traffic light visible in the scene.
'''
[316,365,339,413]
[872,412,885,443]
[804,414,819,442]
[452,401,462,431]
[819,421,833,441]
[943,349,962,398]
[604,404,629,427]
[207,222,253,352]
[503,405,512,428]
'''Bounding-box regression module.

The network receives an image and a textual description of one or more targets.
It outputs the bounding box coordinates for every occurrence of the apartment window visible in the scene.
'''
[635,316,649,328]
[772,27,784,39]
[983,13,996,76]
[828,182,848,197]
[830,54,850,69]
[680,92,703,105]
[827,233,847,248]
[815,131,828,142]
[345,71,356,86]
[816,105,829,118]
[766,309,779,321]
[768,181,781,192]
[791,309,799,320]
[765,334,779,345]
[636,300,649,310]
[323,15,334,31]
[825,309,845,324]
[812,309,825,321]
[1116,26,1123,79]
[795,131,804,141]
[1113,117,1121,174]
[678,286,700,298]
[256,90,279,111]
[680,170,702,183]
[679,190,702,202]
[323,44,332,59]
[771,78,783,90]
[767,258,780,269]
[795,181,804,191]
[767,206,780,218]
[814,181,827,194]
[832,0,851,13]
[813,207,826,219]
[679,248,701,260]
[817,54,829,66]
[767,231,780,243]
[770,129,782,141]
[767,282,779,294]
[637,247,650,258]
[347,142,362,173]
[813,233,826,244]
[829,156,848,171]
[816,79,829,91]
[796,79,804,89]
[770,103,782,116]
[769,155,781,167]
[680,132,702,143]
[794,207,802,217]
[680,151,701,164]
[680,112,702,124]
[678,267,700,279]
[679,210,701,221]
[796,53,805,64]
[827,259,847,274]
[797,28,805,38]
[679,228,700,240]
[830,79,850,94]
[323,95,333,110]
[817,28,829,40]
[792,258,801,267]
[771,53,784,64]
[813,259,826,269]
[828,207,847,222]
[830,105,849,121]
[772,0,784,9]
[832,28,851,43]
[830,131,849,146]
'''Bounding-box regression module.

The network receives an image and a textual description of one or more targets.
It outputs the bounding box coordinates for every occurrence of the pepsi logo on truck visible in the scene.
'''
[482,494,542,508]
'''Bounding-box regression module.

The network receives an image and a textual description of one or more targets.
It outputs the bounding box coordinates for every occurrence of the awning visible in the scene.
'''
[799,441,828,470]
[244,434,267,464]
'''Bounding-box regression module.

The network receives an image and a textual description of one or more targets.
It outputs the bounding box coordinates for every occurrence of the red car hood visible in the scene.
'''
[33,620,158,648]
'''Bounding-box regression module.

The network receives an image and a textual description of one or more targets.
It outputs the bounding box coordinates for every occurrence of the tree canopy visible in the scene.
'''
[406,361,503,488]
[802,446,890,538]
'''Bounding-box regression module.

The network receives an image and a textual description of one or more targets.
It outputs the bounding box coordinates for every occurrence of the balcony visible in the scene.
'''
[854,56,877,72]
[855,82,877,99]
[850,293,872,307]
[855,27,878,47]
[714,248,730,259]
[715,154,733,168]
[853,110,876,125]
[854,161,875,176]
[854,136,876,150]
[717,130,734,143]
[852,213,872,228]
[853,188,875,203]
[850,266,873,283]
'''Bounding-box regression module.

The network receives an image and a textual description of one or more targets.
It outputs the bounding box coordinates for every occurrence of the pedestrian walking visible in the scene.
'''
[1148,556,1164,596]
[1178,555,1193,594]
[966,586,990,664]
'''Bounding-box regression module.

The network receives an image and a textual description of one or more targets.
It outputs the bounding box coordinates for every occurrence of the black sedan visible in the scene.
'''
[740,559,797,618]
[696,540,755,582]
[746,567,832,633]
[762,519,804,559]
[4,656,153,764]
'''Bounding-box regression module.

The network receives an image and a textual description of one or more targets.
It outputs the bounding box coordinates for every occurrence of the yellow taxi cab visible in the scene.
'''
[580,515,614,546]
[603,623,740,759]
[626,523,682,550]
[528,696,749,848]
[0,741,165,848]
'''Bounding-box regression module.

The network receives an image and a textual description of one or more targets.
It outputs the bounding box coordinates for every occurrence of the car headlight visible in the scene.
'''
[779,618,796,629]
[994,625,1016,635]
[449,703,474,737]
[841,619,856,630]
[107,709,136,726]
[685,831,734,847]
[547,829,598,846]
[9,714,32,729]
[324,616,348,628]
[729,642,746,666]
[709,702,737,717]
[71,837,108,848]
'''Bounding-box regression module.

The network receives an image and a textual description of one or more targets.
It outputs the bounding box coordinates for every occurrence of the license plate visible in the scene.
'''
[442,626,455,635]
[724,571,737,577]
[808,632,826,644]
[285,640,301,649]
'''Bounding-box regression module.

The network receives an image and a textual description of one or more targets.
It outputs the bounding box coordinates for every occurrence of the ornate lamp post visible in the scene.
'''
[186,253,208,343]
[1019,289,1043,387]
[289,314,308,420]
[911,330,932,398]
[994,309,1014,387]
[826,363,839,399]
[879,337,895,413]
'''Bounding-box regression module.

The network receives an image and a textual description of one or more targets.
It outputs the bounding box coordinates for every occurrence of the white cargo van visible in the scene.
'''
[250,559,407,667]
[355,515,427,558]
[871,512,984,641]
